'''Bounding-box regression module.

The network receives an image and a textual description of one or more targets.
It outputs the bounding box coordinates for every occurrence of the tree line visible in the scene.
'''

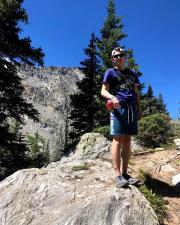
[0,0,48,180]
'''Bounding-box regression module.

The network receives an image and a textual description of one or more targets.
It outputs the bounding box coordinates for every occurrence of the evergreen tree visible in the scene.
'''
[141,85,157,116]
[156,93,168,114]
[68,33,99,143]
[126,48,142,76]
[0,0,44,179]
[0,121,28,180]
[141,86,168,116]
[97,0,127,72]
[96,0,142,126]
[26,132,49,167]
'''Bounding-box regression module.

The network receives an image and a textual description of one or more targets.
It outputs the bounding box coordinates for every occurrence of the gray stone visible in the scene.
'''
[174,138,180,150]
[0,158,158,225]
[172,173,180,186]
[131,137,143,153]
[160,164,175,172]
[155,147,165,151]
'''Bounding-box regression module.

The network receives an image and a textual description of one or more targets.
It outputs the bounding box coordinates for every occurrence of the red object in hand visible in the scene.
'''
[106,100,113,111]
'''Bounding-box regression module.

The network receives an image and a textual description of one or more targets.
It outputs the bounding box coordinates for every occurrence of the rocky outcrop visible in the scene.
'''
[0,142,159,225]
[18,65,84,159]
[70,132,111,160]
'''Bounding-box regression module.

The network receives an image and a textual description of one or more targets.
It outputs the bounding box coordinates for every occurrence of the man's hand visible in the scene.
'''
[111,96,120,109]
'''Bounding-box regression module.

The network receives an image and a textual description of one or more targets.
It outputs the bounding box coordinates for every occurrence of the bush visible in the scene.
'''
[138,170,168,224]
[139,185,167,224]
[92,125,110,139]
[26,132,50,167]
[137,113,171,148]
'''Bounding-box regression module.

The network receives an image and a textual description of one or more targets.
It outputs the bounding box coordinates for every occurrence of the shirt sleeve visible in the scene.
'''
[102,69,111,84]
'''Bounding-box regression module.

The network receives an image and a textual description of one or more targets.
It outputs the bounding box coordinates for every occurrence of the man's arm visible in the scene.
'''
[101,83,120,109]
[101,83,113,99]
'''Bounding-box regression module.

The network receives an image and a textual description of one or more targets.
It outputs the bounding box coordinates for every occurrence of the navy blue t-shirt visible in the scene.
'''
[103,67,140,104]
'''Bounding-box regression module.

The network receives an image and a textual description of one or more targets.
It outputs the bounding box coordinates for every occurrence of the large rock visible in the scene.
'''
[18,65,84,158]
[70,132,111,160]
[0,157,158,225]
[131,137,143,153]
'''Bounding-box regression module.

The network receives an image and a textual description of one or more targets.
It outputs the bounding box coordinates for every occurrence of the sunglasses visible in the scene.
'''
[113,53,125,58]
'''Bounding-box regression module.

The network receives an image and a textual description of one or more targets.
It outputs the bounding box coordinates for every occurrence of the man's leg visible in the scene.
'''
[112,136,123,177]
[121,135,140,185]
[112,135,129,187]
[121,135,132,175]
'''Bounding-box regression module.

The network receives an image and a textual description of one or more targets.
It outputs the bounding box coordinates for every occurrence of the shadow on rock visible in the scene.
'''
[144,175,180,198]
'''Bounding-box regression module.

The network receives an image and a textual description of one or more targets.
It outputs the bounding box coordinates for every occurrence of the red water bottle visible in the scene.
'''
[106,100,113,111]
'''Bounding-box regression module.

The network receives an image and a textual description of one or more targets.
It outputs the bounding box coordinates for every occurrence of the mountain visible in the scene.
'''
[18,65,84,159]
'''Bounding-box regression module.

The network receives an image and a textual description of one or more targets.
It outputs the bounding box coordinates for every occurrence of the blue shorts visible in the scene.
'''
[110,104,138,136]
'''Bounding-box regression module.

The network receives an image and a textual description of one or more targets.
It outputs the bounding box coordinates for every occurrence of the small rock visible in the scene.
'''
[174,138,180,150]
[172,173,180,187]
[155,147,164,151]
[160,165,175,172]
[131,137,143,152]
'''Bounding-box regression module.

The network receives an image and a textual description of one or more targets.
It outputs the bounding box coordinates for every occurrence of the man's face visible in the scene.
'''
[112,52,126,67]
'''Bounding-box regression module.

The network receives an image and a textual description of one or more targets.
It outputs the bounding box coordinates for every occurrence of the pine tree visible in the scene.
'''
[141,85,156,116]
[0,0,44,179]
[97,0,127,72]
[141,86,168,116]
[96,0,142,126]
[0,121,28,180]
[26,132,49,167]
[156,93,168,114]
[68,33,99,144]
[126,48,142,76]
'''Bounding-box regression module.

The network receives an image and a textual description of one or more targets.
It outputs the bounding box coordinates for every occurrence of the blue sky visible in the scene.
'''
[21,0,180,120]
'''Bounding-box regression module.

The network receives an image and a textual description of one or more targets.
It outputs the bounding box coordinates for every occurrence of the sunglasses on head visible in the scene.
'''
[113,53,125,58]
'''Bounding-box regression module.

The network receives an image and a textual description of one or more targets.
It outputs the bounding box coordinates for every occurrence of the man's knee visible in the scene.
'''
[112,136,123,144]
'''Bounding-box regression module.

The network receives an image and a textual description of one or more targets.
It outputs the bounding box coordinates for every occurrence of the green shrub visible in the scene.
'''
[138,170,168,224]
[26,132,50,167]
[92,125,110,139]
[137,113,171,148]
[139,185,167,224]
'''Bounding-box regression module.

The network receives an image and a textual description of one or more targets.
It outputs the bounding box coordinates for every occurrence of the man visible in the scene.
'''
[101,47,141,188]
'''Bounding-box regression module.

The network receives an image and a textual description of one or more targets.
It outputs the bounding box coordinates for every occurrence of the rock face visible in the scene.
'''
[0,162,158,225]
[18,65,84,159]
[0,133,158,225]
